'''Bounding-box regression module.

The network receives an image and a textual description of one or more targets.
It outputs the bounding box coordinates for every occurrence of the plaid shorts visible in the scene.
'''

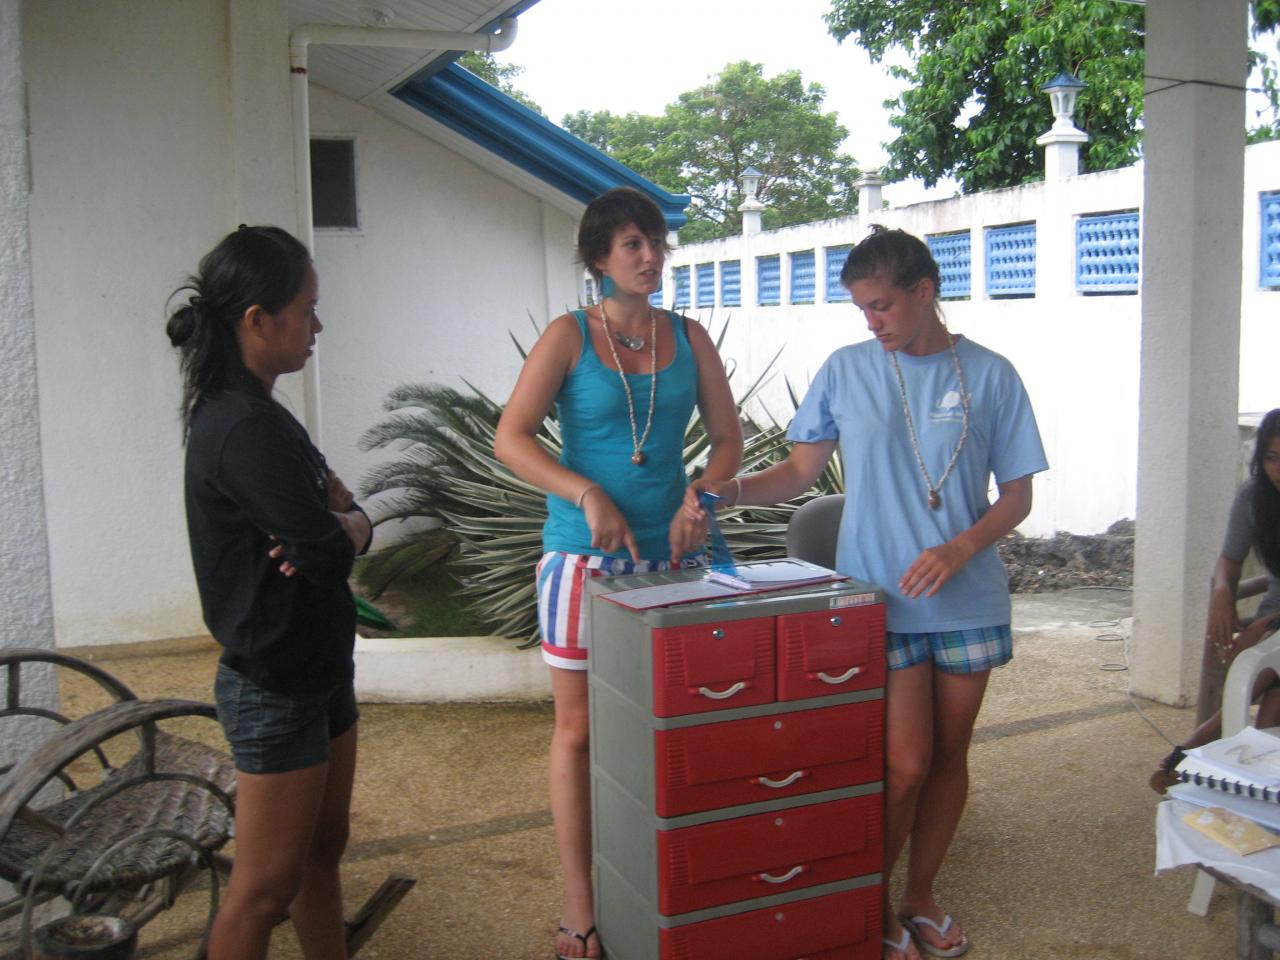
[537,552,704,670]
[886,624,1013,674]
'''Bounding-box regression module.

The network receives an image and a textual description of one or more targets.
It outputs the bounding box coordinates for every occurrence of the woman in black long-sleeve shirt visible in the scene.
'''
[167,226,371,960]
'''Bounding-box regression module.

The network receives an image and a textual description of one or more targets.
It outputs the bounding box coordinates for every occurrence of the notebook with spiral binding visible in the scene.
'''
[1174,727,1280,803]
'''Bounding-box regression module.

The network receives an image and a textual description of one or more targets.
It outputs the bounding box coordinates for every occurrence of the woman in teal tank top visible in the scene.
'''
[495,188,742,959]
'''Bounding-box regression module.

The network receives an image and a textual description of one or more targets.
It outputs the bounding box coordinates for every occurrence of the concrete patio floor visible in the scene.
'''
[58,587,1240,959]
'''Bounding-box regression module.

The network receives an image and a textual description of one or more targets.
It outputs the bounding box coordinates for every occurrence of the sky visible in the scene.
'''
[490,0,956,204]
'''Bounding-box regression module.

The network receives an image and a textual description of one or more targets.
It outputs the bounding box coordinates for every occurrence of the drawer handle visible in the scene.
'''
[752,770,807,789]
[812,666,861,685]
[755,865,805,884]
[695,681,748,700]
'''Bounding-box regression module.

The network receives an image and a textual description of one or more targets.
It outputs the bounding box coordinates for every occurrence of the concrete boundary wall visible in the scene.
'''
[654,141,1280,537]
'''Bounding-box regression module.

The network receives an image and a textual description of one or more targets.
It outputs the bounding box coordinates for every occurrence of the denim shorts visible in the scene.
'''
[213,662,359,774]
[886,624,1014,674]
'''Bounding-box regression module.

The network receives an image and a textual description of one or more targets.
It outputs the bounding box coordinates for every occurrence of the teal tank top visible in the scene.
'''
[542,309,699,561]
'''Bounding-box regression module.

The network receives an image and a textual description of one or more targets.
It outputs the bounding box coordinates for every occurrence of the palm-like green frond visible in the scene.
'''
[358,312,843,640]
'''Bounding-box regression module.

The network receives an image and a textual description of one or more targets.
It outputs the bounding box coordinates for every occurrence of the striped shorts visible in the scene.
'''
[886,624,1013,674]
[536,552,703,670]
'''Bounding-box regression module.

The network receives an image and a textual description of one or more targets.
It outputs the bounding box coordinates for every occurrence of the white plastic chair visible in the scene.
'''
[1186,631,1280,915]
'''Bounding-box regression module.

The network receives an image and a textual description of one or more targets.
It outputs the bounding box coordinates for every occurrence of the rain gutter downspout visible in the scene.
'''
[288,18,519,437]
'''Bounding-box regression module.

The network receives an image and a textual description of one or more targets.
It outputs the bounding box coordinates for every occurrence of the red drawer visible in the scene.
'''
[776,604,886,701]
[652,617,776,717]
[654,701,884,816]
[658,883,880,960]
[656,794,882,915]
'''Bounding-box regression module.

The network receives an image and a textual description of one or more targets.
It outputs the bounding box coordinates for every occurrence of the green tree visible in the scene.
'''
[456,52,544,116]
[565,62,861,243]
[825,0,1280,190]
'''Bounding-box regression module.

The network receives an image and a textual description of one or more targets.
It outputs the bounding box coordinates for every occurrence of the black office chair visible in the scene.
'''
[784,494,845,568]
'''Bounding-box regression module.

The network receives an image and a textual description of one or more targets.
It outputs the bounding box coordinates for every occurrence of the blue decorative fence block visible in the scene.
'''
[648,277,663,308]
[789,250,816,303]
[584,278,595,305]
[986,223,1037,297]
[721,260,741,307]
[757,255,781,306]
[1263,192,1280,289]
[926,231,971,299]
[696,262,715,307]
[825,245,852,301]
[673,266,691,308]
[1076,211,1140,293]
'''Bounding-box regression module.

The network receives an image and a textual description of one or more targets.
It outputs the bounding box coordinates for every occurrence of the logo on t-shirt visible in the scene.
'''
[929,388,965,424]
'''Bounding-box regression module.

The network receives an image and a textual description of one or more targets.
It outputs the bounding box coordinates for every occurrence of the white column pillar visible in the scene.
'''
[0,0,57,718]
[855,173,885,215]
[1131,0,1249,705]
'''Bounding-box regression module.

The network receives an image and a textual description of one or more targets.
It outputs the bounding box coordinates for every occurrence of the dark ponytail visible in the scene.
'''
[1252,409,1280,575]
[166,225,311,436]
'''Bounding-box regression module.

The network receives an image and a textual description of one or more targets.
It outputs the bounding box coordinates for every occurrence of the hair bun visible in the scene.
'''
[165,302,200,347]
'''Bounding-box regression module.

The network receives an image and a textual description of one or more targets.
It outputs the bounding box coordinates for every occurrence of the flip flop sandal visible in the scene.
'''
[555,923,601,960]
[900,913,970,958]
[882,926,918,959]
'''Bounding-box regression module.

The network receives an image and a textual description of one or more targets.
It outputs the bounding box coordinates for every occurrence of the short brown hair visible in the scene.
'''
[577,188,670,282]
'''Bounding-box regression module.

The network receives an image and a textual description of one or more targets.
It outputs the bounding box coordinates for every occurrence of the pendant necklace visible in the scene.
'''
[613,330,646,351]
[888,331,970,509]
[599,301,658,465]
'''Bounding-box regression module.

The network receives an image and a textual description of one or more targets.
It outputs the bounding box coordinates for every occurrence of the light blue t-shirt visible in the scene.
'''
[542,310,698,561]
[788,336,1048,633]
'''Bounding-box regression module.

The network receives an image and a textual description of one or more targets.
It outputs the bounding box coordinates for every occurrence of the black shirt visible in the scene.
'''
[184,384,366,691]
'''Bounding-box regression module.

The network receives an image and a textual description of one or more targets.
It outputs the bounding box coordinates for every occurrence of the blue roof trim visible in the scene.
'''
[393,64,691,229]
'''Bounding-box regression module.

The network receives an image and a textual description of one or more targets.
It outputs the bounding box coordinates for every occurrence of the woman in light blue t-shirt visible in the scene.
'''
[495,188,742,960]
[686,227,1047,960]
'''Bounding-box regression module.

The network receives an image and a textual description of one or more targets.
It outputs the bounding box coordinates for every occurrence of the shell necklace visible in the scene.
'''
[888,330,970,509]
[599,300,657,465]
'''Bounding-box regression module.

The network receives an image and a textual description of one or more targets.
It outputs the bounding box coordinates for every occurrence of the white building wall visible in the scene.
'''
[0,0,57,733]
[23,0,241,646]
[665,148,1278,536]
[19,1,585,647]
[308,85,581,494]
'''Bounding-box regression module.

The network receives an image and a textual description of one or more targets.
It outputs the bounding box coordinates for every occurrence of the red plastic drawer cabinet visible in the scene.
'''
[657,794,883,914]
[776,604,886,701]
[653,700,884,817]
[658,884,881,960]
[651,617,776,717]
[587,569,886,960]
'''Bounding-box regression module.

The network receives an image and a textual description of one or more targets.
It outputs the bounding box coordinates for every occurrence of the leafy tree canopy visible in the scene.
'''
[564,61,862,243]
[825,0,1280,191]
[456,52,544,116]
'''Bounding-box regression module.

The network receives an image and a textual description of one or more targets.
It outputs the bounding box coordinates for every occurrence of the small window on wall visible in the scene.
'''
[721,260,741,307]
[825,246,852,302]
[926,231,971,299]
[985,222,1037,298]
[789,250,816,304]
[1262,191,1280,289]
[757,255,781,306]
[673,266,691,308]
[648,277,663,308]
[695,263,716,307]
[311,138,358,229]
[584,278,596,306]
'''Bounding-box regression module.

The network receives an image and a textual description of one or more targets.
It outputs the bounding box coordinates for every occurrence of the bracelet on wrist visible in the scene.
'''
[731,476,743,506]
[575,483,600,509]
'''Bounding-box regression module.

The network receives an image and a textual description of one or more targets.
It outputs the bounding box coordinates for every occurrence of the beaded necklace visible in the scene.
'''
[888,330,970,509]
[599,300,657,466]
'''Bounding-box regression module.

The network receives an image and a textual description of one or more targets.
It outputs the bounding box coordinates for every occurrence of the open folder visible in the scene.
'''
[599,558,849,611]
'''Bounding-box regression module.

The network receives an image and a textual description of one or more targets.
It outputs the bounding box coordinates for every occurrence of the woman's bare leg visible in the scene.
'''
[208,760,331,960]
[880,662,933,958]
[548,668,599,958]
[290,723,357,960]
[899,669,990,953]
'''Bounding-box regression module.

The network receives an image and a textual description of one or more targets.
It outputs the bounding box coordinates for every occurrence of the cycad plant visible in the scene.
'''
[357,315,843,643]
